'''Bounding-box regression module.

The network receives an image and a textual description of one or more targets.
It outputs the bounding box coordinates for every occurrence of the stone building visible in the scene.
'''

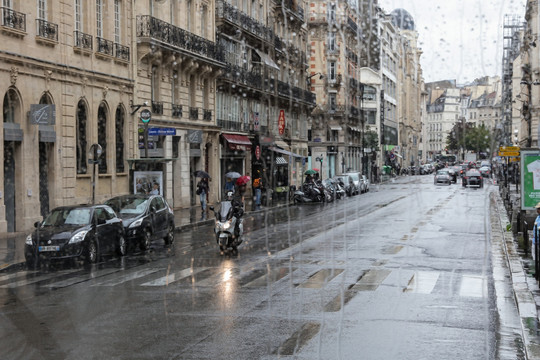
[0,0,133,233]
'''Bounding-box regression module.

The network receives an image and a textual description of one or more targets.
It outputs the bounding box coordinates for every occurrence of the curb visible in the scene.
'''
[496,192,540,359]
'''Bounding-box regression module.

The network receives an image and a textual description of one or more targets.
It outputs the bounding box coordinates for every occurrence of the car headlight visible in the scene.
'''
[25,234,33,245]
[68,230,88,244]
[129,218,143,228]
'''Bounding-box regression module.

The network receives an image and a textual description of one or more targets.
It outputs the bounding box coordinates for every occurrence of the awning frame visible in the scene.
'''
[222,133,252,151]
[254,49,280,70]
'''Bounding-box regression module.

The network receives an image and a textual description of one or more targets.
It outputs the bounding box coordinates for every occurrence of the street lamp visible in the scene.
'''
[307,72,324,81]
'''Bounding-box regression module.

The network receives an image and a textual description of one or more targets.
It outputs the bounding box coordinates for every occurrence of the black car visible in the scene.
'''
[104,194,175,250]
[463,169,483,188]
[25,204,126,267]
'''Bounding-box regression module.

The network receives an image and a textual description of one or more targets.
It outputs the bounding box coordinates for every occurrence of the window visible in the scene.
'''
[76,100,87,174]
[37,0,47,20]
[96,0,103,38]
[186,0,191,32]
[328,32,336,51]
[75,0,82,32]
[329,62,336,80]
[201,5,207,38]
[115,106,125,173]
[328,3,336,22]
[329,93,337,111]
[114,0,121,44]
[97,103,107,174]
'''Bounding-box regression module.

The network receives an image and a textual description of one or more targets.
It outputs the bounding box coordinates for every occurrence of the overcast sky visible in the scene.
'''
[378,0,527,84]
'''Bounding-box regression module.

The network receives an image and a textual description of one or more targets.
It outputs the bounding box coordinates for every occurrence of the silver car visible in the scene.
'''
[344,172,362,195]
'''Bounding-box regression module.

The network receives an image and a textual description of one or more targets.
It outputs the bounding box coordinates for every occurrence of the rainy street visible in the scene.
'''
[0,175,526,360]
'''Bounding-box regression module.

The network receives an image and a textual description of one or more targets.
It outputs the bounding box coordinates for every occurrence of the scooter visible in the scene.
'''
[209,196,243,255]
[293,183,323,203]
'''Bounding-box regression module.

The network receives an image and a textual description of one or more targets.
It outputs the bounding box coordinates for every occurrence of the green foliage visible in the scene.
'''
[446,123,492,153]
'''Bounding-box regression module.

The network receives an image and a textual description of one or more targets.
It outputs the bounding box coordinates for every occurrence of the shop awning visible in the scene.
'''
[275,157,287,165]
[329,125,342,131]
[269,146,304,158]
[254,49,280,70]
[222,133,252,151]
[274,140,289,150]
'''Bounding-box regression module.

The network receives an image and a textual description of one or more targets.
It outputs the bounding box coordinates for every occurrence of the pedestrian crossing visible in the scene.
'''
[0,265,489,300]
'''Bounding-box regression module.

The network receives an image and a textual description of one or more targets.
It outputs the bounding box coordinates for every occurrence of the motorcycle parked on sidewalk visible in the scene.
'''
[293,182,323,203]
[209,192,243,255]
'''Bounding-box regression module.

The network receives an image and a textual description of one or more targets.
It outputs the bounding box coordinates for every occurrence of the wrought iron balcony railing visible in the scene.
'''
[36,19,57,41]
[217,118,249,132]
[172,104,182,118]
[216,0,274,43]
[275,0,305,22]
[277,81,291,97]
[152,101,163,115]
[347,17,358,33]
[96,37,114,56]
[74,31,93,50]
[137,15,225,63]
[190,107,199,120]
[114,43,130,62]
[222,63,263,89]
[203,109,212,121]
[1,7,25,32]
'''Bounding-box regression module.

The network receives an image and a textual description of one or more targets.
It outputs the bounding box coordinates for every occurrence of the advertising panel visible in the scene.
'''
[134,171,163,196]
[520,150,540,210]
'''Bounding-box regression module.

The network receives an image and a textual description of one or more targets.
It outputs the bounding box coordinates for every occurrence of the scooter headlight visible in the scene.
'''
[222,220,232,230]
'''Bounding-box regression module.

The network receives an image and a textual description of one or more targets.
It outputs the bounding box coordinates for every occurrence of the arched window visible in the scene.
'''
[76,100,88,174]
[97,102,108,174]
[3,89,18,123]
[115,105,125,173]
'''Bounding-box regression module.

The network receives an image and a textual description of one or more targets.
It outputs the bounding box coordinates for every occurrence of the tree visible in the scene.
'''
[464,124,491,155]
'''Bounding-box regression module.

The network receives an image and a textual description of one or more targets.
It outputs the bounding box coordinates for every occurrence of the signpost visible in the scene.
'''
[88,144,102,204]
[140,110,151,158]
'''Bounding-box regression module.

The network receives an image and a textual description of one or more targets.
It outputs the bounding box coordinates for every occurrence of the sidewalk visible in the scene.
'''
[0,196,292,272]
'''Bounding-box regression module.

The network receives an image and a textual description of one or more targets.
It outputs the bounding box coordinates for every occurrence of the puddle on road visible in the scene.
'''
[297,269,344,288]
[243,267,293,287]
[403,271,440,294]
[273,322,321,356]
[382,245,403,254]
[459,275,486,298]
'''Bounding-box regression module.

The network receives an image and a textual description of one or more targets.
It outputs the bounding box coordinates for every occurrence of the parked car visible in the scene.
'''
[104,194,175,250]
[478,166,491,178]
[434,169,452,185]
[333,175,355,197]
[344,172,362,195]
[463,169,484,188]
[361,175,370,192]
[25,204,126,267]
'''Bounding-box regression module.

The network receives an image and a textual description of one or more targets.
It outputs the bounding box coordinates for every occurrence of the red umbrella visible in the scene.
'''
[236,175,251,186]
[312,168,320,172]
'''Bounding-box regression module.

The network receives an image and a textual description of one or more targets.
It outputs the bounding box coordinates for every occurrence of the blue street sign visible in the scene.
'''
[148,127,177,136]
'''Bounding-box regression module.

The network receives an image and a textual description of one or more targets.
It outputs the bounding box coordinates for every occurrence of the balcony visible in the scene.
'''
[222,63,263,90]
[216,0,273,44]
[275,0,305,23]
[137,15,225,64]
[96,37,114,57]
[152,101,164,115]
[347,17,358,33]
[172,104,182,118]
[74,31,93,52]
[1,7,25,35]
[36,19,57,43]
[203,109,212,121]
[277,81,291,97]
[217,118,249,132]
[190,107,199,120]
[114,43,130,62]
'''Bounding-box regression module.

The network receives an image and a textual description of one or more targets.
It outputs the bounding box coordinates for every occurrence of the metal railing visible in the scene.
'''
[152,101,163,115]
[36,19,57,41]
[96,37,114,56]
[216,0,274,43]
[74,31,93,50]
[217,118,249,132]
[137,15,225,63]
[1,7,25,32]
[203,109,212,121]
[114,43,130,61]
[189,107,199,120]
[172,104,182,118]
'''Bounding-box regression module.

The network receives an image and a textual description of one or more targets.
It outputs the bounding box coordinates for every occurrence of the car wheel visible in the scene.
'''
[164,224,175,245]
[140,229,151,251]
[86,239,98,264]
[117,234,127,256]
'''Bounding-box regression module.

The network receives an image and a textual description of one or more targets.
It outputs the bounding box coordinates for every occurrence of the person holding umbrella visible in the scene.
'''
[196,177,209,215]
[230,175,250,244]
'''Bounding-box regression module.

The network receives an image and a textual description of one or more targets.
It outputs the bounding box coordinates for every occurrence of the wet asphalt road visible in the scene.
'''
[0,176,527,359]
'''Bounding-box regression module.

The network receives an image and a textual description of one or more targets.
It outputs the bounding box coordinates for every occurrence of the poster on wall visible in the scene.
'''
[520,150,540,210]
[134,171,163,196]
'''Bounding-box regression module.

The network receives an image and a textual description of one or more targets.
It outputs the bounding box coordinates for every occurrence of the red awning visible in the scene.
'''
[222,134,252,151]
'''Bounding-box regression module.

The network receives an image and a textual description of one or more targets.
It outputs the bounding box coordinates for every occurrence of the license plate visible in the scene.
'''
[38,245,60,252]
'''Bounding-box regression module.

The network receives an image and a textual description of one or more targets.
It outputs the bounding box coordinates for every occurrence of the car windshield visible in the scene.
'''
[42,208,91,227]
[437,170,449,175]
[108,197,149,215]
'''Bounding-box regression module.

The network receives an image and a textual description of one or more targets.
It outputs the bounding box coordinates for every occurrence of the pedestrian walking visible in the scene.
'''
[253,176,262,210]
[196,178,209,214]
